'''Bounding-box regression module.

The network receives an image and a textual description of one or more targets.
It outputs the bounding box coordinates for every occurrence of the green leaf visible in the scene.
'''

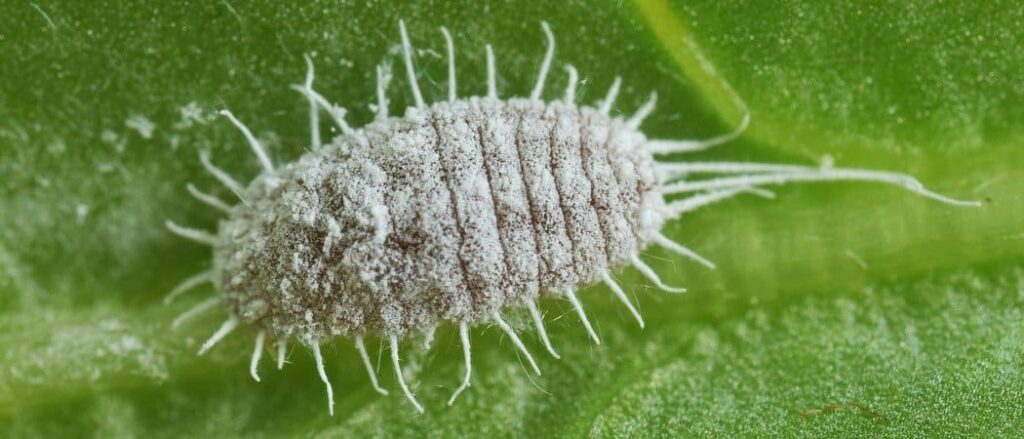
[2,0,1022,436]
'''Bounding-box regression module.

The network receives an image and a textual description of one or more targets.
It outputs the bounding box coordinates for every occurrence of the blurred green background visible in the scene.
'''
[1,0,1022,436]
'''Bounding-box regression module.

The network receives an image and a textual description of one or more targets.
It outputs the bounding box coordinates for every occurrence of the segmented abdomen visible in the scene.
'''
[363,97,660,320]
[215,97,663,337]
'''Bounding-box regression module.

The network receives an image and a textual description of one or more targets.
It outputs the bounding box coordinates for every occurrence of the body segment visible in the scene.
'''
[214,98,664,341]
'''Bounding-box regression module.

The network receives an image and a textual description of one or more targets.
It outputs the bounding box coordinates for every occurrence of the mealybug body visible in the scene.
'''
[166,21,977,414]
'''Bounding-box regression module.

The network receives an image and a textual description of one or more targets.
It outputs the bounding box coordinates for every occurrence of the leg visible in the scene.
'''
[447,322,472,406]
[398,20,426,108]
[526,300,560,359]
[390,335,425,413]
[529,22,555,101]
[492,312,542,375]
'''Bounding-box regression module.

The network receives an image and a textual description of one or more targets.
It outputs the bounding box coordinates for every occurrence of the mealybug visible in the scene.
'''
[165,21,978,414]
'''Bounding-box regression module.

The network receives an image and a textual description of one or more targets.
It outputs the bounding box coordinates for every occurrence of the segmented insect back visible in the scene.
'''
[164,20,978,415]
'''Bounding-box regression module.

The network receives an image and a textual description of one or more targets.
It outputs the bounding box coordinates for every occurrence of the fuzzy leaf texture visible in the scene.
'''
[1,0,1023,437]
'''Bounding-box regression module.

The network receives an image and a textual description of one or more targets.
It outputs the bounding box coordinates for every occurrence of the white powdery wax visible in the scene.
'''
[215,98,662,342]
[165,20,979,414]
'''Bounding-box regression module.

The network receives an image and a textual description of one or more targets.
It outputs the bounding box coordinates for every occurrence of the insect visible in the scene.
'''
[165,20,978,414]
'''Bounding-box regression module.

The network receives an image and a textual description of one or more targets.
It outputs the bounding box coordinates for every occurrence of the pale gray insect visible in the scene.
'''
[165,21,978,414]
